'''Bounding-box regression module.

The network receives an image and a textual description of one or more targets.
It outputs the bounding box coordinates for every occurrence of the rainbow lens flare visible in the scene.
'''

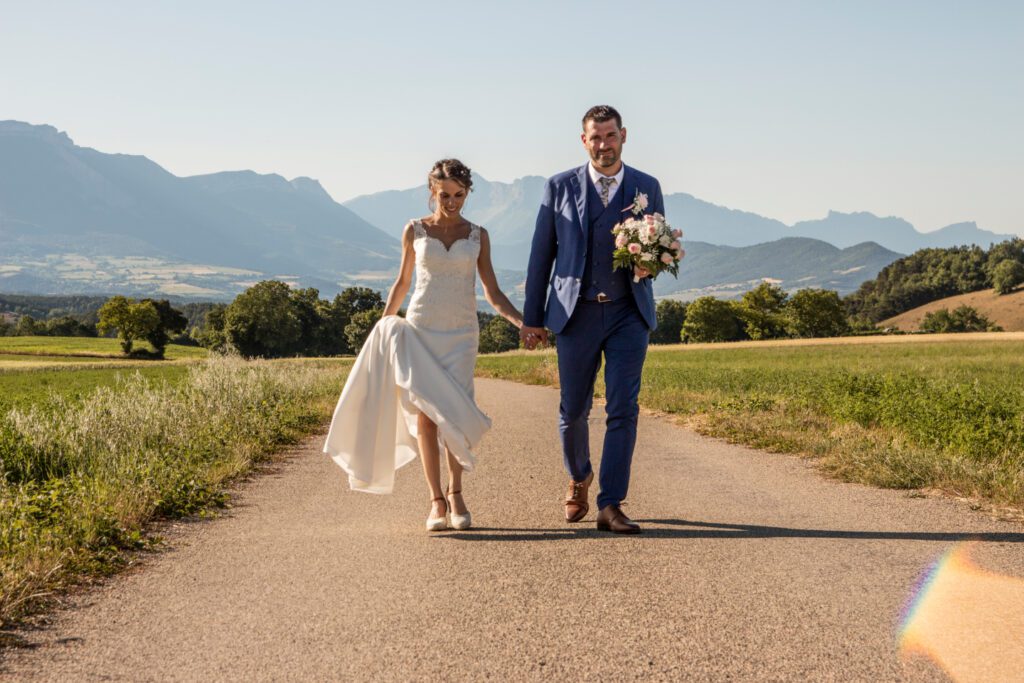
[899,542,1024,682]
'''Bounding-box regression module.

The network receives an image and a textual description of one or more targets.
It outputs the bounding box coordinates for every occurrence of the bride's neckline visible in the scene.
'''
[416,219,475,252]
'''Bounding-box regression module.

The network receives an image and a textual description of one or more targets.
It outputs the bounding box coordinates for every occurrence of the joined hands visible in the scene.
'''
[520,325,548,350]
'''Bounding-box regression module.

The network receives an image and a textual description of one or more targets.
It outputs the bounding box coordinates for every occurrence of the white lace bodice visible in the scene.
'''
[405,220,481,332]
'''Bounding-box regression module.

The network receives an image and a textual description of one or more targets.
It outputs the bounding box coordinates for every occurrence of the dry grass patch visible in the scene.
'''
[882,288,1024,332]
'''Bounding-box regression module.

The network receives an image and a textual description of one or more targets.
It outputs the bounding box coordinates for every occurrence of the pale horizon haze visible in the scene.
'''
[2,1,1021,236]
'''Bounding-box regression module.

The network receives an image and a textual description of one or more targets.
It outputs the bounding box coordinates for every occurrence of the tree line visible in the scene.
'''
[650,284,850,344]
[844,238,1024,323]
[6,236,1023,355]
[190,281,524,357]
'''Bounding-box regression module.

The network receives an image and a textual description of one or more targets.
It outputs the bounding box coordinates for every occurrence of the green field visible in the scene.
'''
[478,338,1024,511]
[0,365,194,412]
[0,336,208,360]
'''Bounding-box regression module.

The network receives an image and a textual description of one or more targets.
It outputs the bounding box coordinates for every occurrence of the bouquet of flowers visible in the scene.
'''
[612,190,685,282]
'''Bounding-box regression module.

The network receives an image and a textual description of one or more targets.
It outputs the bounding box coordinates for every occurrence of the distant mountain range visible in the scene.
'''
[347,178,1015,269]
[0,121,399,297]
[0,120,1013,301]
[655,238,902,300]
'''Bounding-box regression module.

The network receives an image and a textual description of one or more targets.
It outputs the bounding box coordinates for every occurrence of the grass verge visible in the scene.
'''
[0,355,350,628]
[477,339,1024,513]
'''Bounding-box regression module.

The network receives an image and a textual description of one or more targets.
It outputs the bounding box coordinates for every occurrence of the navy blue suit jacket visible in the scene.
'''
[523,164,664,333]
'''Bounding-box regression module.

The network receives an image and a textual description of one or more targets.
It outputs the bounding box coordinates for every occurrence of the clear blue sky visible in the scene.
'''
[2,1,1021,235]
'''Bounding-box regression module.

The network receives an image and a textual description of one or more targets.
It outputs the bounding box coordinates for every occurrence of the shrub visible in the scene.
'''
[920,306,1001,333]
[651,300,687,344]
[224,281,302,358]
[479,315,520,353]
[992,259,1024,295]
[344,308,384,352]
[681,297,742,343]
[97,296,162,355]
[785,289,849,338]
[737,282,789,340]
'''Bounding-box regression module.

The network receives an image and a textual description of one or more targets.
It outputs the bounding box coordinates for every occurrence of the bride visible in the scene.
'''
[323,159,524,531]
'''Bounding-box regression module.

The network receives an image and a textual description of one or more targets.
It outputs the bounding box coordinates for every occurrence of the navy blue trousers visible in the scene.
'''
[556,297,649,510]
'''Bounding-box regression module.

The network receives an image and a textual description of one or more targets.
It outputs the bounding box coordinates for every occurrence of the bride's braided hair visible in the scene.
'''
[427,159,473,209]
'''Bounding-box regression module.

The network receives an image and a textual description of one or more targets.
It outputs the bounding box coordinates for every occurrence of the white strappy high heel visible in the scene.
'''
[426,496,448,532]
[446,488,472,530]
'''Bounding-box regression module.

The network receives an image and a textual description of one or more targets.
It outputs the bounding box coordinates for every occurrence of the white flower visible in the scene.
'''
[627,190,650,216]
[659,235,672,248]
[641,252,655,261]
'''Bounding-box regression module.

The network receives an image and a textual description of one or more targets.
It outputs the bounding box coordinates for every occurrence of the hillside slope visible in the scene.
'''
[881,287,1024,331]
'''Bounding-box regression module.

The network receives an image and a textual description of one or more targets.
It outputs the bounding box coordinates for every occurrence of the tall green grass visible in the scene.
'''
[0,356,350,626]
[478,340,1024,508]
[0,365,192,412]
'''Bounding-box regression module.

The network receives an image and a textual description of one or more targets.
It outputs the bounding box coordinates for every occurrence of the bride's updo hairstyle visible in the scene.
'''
[427,158,473,210]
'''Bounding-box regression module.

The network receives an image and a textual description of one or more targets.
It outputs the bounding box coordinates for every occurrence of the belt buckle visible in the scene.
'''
[596,293,610,303]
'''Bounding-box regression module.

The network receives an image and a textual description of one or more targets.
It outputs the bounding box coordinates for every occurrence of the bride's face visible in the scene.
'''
[432,178,469,217]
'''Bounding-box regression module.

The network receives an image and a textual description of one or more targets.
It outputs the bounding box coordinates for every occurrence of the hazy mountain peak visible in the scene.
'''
[0,120,74,146]
[290,176,333,202]
[186,170,295,192]
[816,210,911,225]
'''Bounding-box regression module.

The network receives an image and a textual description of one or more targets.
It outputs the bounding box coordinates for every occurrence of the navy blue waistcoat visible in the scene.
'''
[582,178,631,301]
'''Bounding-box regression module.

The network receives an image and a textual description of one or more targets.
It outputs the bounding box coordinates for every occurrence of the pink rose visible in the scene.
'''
[660,252,674,265]
[672,229,683,238]
[670,240,681,251]
[677,248,686,259]
[615,233,628,249]
[645,214,656,224]
[628,243,641,255]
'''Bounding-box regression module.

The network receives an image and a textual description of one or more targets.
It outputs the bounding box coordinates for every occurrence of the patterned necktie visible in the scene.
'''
[598,177,615,207]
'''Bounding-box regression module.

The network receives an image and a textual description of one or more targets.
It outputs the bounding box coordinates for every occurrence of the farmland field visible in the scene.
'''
[477,333,1024,512]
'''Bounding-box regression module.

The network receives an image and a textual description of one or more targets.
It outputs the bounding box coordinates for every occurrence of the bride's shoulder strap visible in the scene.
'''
[406,219,425,238]
[470,222,482,242]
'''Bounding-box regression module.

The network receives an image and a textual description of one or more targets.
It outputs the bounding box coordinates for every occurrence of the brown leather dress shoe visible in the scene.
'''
[564,471,594,523]
[596,504,641,534]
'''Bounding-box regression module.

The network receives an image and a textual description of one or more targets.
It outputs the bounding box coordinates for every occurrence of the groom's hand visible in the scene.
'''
[634,266,652,279]
[520,325,548,350]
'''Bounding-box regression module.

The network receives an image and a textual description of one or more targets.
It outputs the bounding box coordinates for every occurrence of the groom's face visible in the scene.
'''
[582,119,627,171]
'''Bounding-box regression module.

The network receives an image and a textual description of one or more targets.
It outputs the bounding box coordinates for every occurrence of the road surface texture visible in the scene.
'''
[3,378,1023,681]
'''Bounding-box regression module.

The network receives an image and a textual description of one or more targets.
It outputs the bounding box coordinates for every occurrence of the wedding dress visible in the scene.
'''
[323,220,492,493]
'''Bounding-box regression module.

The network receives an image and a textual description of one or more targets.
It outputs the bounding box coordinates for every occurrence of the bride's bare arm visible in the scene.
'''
[383,223,416,317]
[477,228,524,328]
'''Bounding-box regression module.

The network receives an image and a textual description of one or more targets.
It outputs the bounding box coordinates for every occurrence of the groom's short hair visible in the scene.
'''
[582,105,622,130]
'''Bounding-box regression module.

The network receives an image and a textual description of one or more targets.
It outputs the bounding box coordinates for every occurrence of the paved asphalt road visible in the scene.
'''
[3,378,1023,681]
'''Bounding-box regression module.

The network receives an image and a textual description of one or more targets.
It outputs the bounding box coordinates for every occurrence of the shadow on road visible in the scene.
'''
[441,518,1024,543]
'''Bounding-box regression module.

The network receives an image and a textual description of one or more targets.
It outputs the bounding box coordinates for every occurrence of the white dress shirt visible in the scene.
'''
[588,162,624,205]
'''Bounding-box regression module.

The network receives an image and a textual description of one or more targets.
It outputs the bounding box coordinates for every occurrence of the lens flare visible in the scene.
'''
[899,542,1024,682]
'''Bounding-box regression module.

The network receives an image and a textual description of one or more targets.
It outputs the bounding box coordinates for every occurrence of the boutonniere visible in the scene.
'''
[622,189,649,217]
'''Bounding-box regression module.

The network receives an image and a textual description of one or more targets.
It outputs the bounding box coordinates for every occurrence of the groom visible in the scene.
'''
[520,105,663,534]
